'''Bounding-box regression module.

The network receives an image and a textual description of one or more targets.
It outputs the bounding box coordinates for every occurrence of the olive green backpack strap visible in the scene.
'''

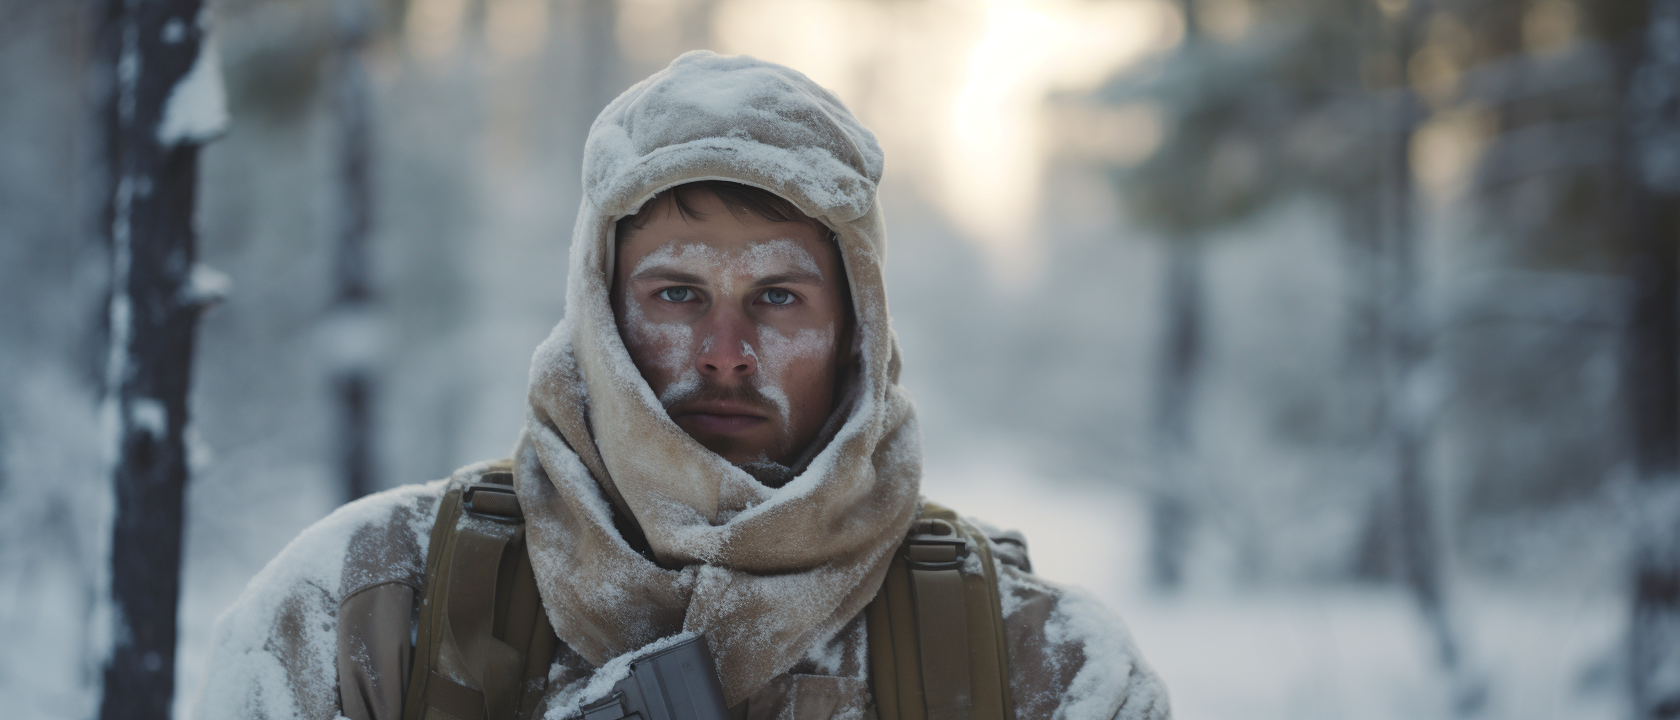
[866,502,1015,720]
[404,465,560,720]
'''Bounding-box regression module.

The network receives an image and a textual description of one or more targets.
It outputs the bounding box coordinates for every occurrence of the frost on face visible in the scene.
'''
[623,238,836,423]
[753,324,834,420]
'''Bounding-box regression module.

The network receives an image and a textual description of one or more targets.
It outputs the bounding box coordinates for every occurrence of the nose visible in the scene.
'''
[695,309,758,378]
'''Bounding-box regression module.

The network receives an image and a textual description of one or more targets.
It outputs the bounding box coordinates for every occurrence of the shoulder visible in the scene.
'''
[250,476,449,609]
[191,477,452,719]
[958,515,1171,720]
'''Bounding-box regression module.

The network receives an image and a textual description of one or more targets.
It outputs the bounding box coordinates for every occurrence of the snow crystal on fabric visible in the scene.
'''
[542,632,701,720]
[583,52,884,224]
[191,481,444,719]
[1046,586,1171,720]
[994,563,1172,720]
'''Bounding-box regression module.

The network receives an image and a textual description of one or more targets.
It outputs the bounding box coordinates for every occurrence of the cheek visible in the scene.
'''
[755,326,837,388]
[621,300,697,374]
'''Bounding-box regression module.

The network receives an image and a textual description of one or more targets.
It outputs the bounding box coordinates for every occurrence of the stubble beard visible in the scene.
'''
[660,379,798,470]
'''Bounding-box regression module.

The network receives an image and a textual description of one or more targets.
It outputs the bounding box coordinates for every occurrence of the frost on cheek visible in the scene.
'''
[621,294,695,375]
[749,324,834,421]
[658,369,701,407]
[624,238,836,414]
[624,243,725,376]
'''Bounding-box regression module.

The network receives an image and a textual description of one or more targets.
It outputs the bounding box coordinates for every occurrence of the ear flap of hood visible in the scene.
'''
[513,51,922,705]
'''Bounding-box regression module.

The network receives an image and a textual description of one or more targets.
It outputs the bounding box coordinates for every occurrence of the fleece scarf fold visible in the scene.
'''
[512,51,923,705]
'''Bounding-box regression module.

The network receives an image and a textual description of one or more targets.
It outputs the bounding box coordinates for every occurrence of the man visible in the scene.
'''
[194,52,1168,720]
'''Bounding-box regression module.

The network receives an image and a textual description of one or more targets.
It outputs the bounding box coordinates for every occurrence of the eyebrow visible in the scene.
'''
[628,267,709,285]
[752,270,825,287]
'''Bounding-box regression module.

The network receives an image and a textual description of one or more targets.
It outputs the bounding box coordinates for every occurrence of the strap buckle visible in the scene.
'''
[904,518,968,571]
[463,482,522,521]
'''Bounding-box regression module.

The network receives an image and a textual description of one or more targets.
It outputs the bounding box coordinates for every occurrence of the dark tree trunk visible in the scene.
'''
[332,0,379,502]
[1627,195,1680,720]
[1344,190,1400,582]
[1617,3,1680,718]
[96,0,221,718]
[1385,75,1455,670]
[1341,192,1386,442]
[1381,0,1483,711]
[579,0,623,121]
[1145,0,1208,593]
[1150,240,1203,590]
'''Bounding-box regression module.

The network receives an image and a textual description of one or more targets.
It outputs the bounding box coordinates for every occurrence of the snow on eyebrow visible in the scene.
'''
[629,238,822,283]
[631,242,722,278]
[739,238,821,279]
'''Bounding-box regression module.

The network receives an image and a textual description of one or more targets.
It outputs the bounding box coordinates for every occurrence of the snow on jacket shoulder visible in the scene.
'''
[993,556,1170,719]
[190,474,448,720]
[190,466,1169,720]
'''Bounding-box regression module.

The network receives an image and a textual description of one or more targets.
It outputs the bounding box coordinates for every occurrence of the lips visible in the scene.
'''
[670,399,771,435]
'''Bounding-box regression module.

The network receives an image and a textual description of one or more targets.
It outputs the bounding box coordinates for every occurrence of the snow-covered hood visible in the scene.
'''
[512,51,922,705]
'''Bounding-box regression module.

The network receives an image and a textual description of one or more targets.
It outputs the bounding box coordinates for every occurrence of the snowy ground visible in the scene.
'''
[922,439,1628,720]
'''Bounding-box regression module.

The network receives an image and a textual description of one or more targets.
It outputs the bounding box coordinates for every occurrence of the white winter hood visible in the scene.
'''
[512,51,922,705]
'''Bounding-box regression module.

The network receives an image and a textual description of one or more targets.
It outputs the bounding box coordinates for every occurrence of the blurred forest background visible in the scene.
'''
[1,0,1676,719]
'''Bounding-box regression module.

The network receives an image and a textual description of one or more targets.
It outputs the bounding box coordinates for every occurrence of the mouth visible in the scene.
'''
[670,400,771,435]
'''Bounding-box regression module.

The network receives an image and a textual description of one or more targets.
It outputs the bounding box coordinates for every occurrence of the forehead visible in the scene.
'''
[615,202,837,279]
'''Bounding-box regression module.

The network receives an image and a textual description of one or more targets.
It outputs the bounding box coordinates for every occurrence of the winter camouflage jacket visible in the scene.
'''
[192,465,1169,719]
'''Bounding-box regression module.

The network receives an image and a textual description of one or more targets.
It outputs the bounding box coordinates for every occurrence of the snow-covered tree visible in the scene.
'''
[95,0,226,718]
[327,0,381,501]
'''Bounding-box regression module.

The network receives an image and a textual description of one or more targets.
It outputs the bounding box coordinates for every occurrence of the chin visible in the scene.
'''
[693,434,772,466]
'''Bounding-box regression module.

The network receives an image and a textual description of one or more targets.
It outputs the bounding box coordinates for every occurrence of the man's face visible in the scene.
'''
[612,190,850,473]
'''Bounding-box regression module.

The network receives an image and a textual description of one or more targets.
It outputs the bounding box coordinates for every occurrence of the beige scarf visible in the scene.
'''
[512,51,922,705]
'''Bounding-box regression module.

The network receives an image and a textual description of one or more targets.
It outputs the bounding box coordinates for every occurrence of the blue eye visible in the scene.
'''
[761,289,794,306]
[658,287,698,302]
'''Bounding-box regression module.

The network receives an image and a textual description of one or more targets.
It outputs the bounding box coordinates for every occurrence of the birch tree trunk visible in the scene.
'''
[96,0,225,717]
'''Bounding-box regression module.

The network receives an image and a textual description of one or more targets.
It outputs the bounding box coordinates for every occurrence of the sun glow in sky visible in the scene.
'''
[710,0,1180,283]
[414,0,1181,283]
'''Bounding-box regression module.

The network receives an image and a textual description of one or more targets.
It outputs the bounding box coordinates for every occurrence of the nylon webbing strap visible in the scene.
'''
[446,517,526,720]
[405,486,466,720]
[405,470,560,720]
[424,671,486,720]
[866,549,923,720]
[866,503,1016,720]
[906,537,972,720]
